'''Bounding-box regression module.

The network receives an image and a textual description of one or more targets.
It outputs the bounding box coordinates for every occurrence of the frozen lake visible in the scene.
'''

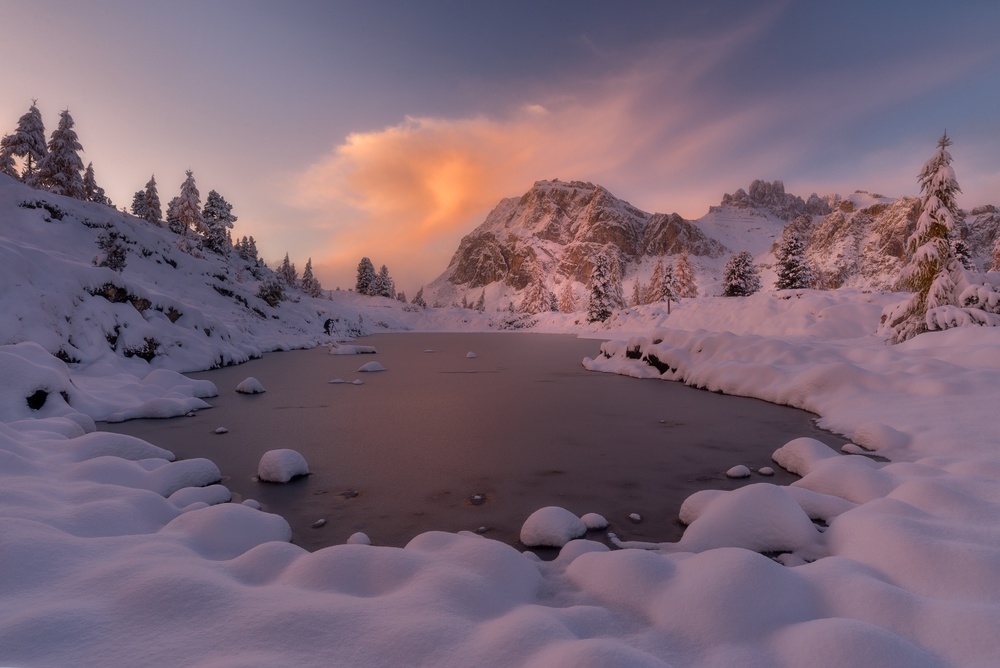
[103,332,843,551]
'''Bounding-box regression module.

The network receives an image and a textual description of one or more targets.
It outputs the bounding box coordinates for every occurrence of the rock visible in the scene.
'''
[235,377,265,394]
[257,449,309,483]
[726,464,752,478]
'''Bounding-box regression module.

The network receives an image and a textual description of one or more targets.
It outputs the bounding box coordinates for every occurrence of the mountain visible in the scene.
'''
[425,179,1000,310]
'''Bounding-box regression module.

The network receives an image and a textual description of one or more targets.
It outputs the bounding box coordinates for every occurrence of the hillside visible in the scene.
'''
[0,174,427,373]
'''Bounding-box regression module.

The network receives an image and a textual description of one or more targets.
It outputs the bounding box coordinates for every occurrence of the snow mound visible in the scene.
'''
[520,506,587,547]
[466,351,478,358]
[235,377,265,394]
[347,532,372,545]
[676,483,820,554]
[357,361,385,372]
[580,513,609,530]
[726,464,751,478]
[758,466,775,476]
[160,502,292,559]
[257,449,309,483]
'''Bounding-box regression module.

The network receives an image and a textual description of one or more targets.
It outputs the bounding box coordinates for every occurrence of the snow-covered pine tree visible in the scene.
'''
[236,235,260,264]
[549,290,558,312]
[375,265,394,298]
[277,253,298,286]
[1,101,47,185]
[174,170,203,237]
[143,176,162,225]
[131,190,147,218]
[952,238,974,271]
[201,190,237,255]
[587,253,615,322]
[774,226,814,290]
[675,251,698,298]
[722,251,761,297]
[879,133,1000,342]
[644,257,664,304]
[412,286,427,308]
[36,109,85,199]
[300,258,323,297]
[0,139,18,178]
[94,230,127,272]
[558,281,576,313]
[631,280,644,307]
[355,257,376,295]
[608,254,626,309]
[166,197,183,234]
[397,291,407,303]
[519,263,550,314]
[475,290,486,312]
[83,163,111,206]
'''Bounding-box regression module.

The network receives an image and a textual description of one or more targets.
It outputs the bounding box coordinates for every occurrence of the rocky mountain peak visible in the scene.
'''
[718,179,832,221]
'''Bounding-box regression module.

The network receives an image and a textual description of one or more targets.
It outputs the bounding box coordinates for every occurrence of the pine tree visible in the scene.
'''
[879,133,1000,342]
[675,251,698,298]
[373,264,394,298]
[519,263,550,314]
[587,253,615,322]
[558,281,576,313]
[300,258,323,297]
[722,251,761,297]
[475,290,486,312]
[236,235,260,264]
[952,238,974,271]
[631,280,643,307]
[1,101,47,184]
[202,190,237,254]
[143,176,162,225]
[396,291,407,304]
[608,254,626,309]
[175,170,203,237]
[277,253,298,286]
[774,226,814,290]
[36,109,85,198]
[412,286,427,308]
[644,258,664,304]
[83,163,111,206]
[94,230,127,272]
[355,257,377,295]
[0,139,18,179]
[166,196,183,234]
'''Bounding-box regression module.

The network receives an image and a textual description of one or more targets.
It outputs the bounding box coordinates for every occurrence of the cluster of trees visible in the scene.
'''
[1,101,111,206]
[587,252,699,322]
[355,257,398,300]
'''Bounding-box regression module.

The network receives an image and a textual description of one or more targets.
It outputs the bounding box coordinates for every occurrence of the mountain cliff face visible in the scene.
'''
[426,179,999,311]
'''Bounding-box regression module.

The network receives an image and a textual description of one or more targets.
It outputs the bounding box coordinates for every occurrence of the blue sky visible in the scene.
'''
[4,0,999,290]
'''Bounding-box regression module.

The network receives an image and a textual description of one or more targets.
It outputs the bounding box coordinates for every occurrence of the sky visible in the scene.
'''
[4,0,999,291]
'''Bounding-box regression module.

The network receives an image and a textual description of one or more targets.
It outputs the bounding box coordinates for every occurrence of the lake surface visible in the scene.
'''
[102,332,844,551]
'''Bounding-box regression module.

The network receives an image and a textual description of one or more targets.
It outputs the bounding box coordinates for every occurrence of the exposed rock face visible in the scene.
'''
[441,180,726,289]
[718,180,832,221]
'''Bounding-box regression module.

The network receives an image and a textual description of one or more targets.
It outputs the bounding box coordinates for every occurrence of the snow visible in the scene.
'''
[3,175,1000,665]
[725,464,751,478]
[357,360,386,372]
[347,532,372,545]
[519,506,587,547]
[466,351,478,358]
[257,448,309,483]
[235,376,266,394]
[580,512,609,530]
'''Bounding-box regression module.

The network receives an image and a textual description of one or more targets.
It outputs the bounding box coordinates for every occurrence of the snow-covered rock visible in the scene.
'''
[347,532,372,545]
[580,512,609,530]
[519,506,587,547]
[357,361,385,372]
[257,448,309,483]
[726,464,751,478]
[235,377,266,394]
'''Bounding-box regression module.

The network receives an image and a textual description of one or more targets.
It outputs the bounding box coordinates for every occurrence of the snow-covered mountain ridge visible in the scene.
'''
[426,179,1000,310]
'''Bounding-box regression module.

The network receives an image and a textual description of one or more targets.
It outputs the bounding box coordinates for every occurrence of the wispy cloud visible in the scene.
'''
[289,3,998,289]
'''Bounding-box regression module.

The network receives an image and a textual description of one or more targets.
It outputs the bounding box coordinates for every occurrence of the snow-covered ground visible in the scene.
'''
[3,174,1000,665]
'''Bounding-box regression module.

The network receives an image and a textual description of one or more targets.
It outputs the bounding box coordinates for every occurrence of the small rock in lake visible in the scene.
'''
[475,526,489,534]
[468,493,487,506]
[241,499,262,510]
[214,427,228,434]
[726,464,752,478]
[424,349,435,353]
[629,513,642,523]
[758,466,775,476]
[466,351,477,358]
[351,379,364,385]
[329,378,346,384]
[311,518,327,528]
[357,361,385,372]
